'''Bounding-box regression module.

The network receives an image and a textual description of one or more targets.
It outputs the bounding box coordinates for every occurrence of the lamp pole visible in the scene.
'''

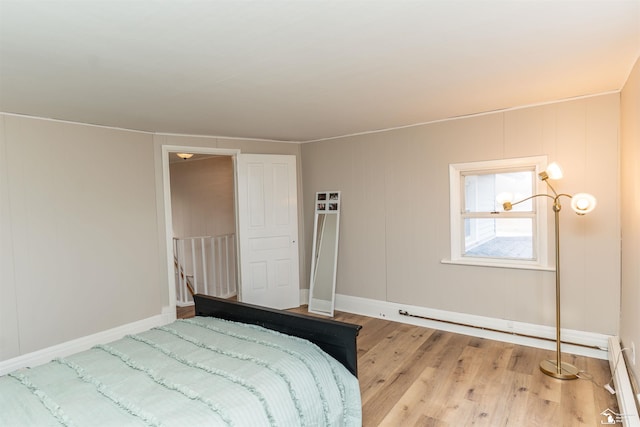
[538,195,579,379]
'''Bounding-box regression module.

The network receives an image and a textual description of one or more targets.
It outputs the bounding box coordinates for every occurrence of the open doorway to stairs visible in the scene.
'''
[162,146,301,316]
[164,148,240,315]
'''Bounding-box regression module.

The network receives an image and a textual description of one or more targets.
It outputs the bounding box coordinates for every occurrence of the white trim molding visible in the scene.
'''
[300,288,310,306]
[335,293,610,360]
[0,310,173,376]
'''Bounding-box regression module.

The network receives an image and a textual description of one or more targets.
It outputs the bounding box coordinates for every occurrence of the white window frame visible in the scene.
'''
[444,156,553,271]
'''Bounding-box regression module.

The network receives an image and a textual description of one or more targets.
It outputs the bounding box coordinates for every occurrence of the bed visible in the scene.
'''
[0,295,362,426]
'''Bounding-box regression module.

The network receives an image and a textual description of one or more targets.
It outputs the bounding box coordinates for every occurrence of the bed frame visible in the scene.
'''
[194,294,362,377]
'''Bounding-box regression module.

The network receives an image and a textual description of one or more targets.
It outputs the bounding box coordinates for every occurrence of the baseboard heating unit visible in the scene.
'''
[608,337,640,426]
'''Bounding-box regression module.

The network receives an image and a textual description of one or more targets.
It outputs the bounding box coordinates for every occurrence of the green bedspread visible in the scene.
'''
[0,317,361,426]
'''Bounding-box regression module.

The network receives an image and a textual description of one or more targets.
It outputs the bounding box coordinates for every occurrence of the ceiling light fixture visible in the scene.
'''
[176,153,194,160]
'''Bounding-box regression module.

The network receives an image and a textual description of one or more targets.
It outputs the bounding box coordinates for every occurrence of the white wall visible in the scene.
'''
[301,93,620,336]
[0,115,164,361]
[170,156,235,238]
[0,88,627,363]
[620,57,640,389]
[0,118,304,363]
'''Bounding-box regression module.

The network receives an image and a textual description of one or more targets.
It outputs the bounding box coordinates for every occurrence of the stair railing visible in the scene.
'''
[173,234,237,306]
[174,255,195,299]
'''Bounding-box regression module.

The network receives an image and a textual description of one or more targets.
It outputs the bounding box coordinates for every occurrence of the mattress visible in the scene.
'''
[0,316,362,426]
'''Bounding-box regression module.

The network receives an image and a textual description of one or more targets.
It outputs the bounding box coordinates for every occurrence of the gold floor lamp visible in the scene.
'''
[502,162,596,380]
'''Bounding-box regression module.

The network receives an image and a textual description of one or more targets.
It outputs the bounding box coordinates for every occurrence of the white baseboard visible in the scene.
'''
[0,309,174,376]
[300,288,309,306]
[3,295,609,376]
[162,304,177,323]
[609,337,640,426]
[335,293,609,360]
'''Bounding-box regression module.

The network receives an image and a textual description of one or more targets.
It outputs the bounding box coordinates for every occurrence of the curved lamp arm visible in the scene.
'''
[503,192,596,215]
[500,162,596,215]
[502,193,554,212]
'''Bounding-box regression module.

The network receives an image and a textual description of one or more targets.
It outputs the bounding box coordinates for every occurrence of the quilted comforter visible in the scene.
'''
[0,316,361,426]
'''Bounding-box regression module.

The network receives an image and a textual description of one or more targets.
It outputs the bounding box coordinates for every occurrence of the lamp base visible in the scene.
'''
[540,359,579,380]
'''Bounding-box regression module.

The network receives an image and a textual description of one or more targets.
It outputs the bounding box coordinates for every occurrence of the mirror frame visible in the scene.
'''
[308,191,341,316]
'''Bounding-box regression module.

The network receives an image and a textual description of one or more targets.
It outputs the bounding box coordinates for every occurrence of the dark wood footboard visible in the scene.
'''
[193,294,361,377]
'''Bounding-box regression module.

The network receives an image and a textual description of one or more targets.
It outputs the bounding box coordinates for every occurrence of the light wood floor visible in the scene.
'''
[177,305,618,426]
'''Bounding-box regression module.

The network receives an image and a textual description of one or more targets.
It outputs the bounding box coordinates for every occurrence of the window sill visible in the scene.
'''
[441,258,555,272]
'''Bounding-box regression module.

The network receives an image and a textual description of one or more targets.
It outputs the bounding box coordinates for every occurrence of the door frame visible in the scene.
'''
[160,145,241,312]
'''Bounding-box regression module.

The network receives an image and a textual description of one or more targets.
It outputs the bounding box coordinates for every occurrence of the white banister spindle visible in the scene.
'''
[201,237,208,294]
[214,237,222,295]
[173,239,180,303]
[224,235,230,296]
[215,236,221,295]
[179,239,186,303]
[190,238,197,294]
[231,237,236,294]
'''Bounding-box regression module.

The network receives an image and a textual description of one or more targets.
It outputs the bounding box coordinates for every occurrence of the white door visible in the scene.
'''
[237,154,300,309]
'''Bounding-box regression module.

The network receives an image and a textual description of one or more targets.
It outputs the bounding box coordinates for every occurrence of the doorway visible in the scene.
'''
[161,146,241,312]
[161,146,301,312]
[169,152,237,305]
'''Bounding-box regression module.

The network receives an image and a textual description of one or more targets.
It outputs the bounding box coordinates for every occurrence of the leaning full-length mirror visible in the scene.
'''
[308,191,341,316]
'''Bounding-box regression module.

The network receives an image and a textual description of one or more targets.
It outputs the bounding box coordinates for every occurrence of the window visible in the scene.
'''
[446,156,552,270]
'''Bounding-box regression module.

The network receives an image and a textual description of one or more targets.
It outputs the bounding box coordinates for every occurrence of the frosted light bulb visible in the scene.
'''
[570,193,597,215]
[576,199,589,210]
[546,162,563,180]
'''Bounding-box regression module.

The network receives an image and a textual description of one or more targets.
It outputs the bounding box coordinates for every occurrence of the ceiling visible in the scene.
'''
[1,1,638,142]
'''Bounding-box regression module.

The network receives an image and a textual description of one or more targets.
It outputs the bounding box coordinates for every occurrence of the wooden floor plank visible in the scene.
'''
[359,324,434,406]
[377,366,440,426]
